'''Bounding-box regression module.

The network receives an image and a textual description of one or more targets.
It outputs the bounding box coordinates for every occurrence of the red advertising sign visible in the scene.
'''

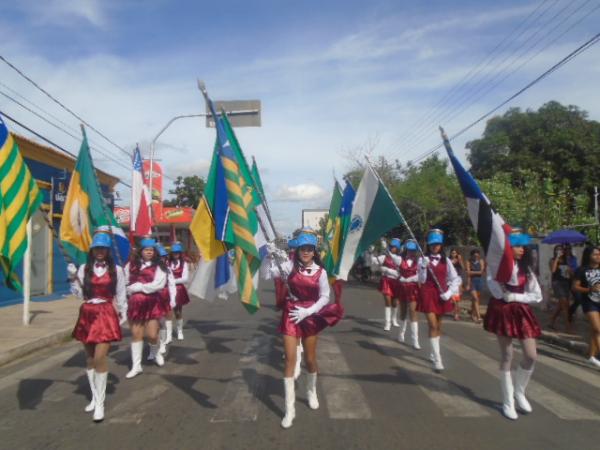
[143,160,163,218]
[113,206,193,225]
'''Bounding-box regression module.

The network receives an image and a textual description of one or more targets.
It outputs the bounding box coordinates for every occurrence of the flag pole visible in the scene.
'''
[22,218,32,325]
[80,124,125,267]
[249,155,279,239]
[363,156,443,292]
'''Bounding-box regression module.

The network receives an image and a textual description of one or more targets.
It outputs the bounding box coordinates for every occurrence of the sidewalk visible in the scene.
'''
[0,294,78,367]
[457,296,591,357]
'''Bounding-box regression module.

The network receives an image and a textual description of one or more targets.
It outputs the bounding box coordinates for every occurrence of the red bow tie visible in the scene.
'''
[299,267,312,274]
[430,255,441,261]
[95,262,107,269]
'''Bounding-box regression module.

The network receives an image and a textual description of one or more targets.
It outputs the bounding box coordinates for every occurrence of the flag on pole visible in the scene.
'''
[441,128,514,283]
[130,146,152,237]
[0,116,43,291]
[207,101,262,313]
[60,128,129,265]
[250,156,276,242]
[188,142,231,300]
[331,181,356,276]
[321,180,343,275]
[337,166,403,281]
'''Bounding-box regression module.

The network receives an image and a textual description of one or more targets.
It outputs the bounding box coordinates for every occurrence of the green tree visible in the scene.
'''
[467,101,600,196]
[164,175,205,208]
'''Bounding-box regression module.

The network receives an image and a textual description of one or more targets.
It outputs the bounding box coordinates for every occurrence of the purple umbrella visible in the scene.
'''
[541,229,587,244]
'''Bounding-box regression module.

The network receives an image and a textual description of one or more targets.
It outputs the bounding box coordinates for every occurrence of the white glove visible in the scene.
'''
[267,242,279,254]
[420,257,430,268]
[440,289,453,301]
[368,245,375,253]
[127,283,143,295]
[119,311,128,326]
[67,263,77,278]
[399,276,407,283]
[502,291,517,303]
[289,306,314,324]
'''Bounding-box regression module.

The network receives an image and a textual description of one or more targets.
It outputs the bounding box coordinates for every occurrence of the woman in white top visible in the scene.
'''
[68,231,126,422]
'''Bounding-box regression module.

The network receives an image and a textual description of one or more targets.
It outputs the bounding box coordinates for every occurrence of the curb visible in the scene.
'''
[0,327,73,367]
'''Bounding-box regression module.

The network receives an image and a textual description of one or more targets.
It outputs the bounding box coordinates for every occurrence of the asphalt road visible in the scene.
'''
[0,281,598,450]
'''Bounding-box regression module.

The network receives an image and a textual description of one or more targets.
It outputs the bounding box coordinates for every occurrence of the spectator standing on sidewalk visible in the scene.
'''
[449,248,465,321]
[572,245,600,369]
[466,249,485,323]
[549,245,573,333]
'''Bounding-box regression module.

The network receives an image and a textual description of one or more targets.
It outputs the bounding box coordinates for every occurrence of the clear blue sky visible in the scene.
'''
[1,0,599,233]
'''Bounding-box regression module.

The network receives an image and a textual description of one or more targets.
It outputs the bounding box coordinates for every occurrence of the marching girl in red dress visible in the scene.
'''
[268,229,343,429]
[156,244,176,357]
[417,229,462,371]
[68,232,126,422]
[169,242,190,340]
[397,239,421,349]
[484,229,542,420]
[371,238,402,331]
[124,238,168,378]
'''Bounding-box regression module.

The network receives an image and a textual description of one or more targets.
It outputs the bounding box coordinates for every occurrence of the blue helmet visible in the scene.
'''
[509,227,531,247]
[404,239,419,251]
[156,244,168,257]
[91,232,111,249]
[296,233,318,248]
[140,237,157,249]
[389,238,402,250]
[427,229,444,245]
[288,238,298,249]
[171,242,183,253]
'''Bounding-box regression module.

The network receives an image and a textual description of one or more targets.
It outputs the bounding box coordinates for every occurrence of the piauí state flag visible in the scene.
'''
[337,166,403,281]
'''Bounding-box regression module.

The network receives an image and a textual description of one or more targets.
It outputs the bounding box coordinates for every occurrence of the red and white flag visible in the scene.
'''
[130,146,152,236]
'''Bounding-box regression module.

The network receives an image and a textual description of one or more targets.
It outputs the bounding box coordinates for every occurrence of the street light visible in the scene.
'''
[147,108,259,220]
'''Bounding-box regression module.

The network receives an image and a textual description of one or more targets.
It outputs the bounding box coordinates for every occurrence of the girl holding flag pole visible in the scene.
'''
[417,229,462,372]
[124,237,167,377]
[266,228,343,429]
[68,231,126,422]
[484,228,542,420]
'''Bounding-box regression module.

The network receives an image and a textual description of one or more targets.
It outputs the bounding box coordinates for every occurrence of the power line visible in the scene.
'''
[0,89,132,173]
[0,54,132,159]
[396,0,556,151]
[0,109,132,188]
[401,0,598,156]
[406,31,600,165]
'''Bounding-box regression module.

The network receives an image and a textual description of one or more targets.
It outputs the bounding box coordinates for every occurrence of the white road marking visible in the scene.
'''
[370,337,489,417]
[318,336,372,420]
[210,335,273,423]
[443,336,600,421]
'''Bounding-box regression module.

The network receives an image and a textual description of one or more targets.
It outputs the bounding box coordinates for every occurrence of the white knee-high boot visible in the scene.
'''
[176,319,184,340]
[392,306,400,327]
[93,371,107,422]
[429,336,444,371]
[126,341,144,379]
[306,372,319,410]
[281,377,296,429]
[500,370,518,420]
[149,343,164,367]
[398,319,408,342]
[159,328,167,355]
[85,369,96,412]
[410,321,420,349]
[514,366,534,413]
[165,320,173,344]
[384,307,392,331]
[294,342,303,380]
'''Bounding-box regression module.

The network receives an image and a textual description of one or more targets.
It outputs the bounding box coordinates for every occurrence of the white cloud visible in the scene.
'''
[19,0,108,28]
[274,183,327,202]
